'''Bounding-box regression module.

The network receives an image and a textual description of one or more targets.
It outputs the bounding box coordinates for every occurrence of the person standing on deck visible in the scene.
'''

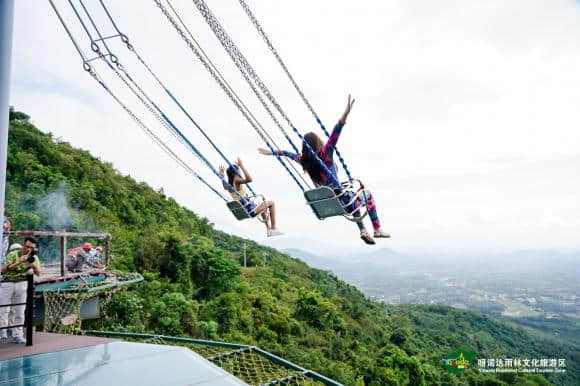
[0,237,42,343]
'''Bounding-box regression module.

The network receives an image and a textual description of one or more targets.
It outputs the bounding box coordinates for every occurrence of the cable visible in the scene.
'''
[192,0,341,189]
[48,0,227,202]
[153,0,309,191]
[68,0,244,198]
[237,0,353,181]
[95,0,256,196]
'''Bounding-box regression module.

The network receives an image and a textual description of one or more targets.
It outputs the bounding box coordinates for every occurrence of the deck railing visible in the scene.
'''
[86,331,343,386]
[0,271,34,346]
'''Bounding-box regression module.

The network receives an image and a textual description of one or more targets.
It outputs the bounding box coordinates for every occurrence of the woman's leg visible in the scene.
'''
[254,202,271,229]
[255,201,278,230]
[266,201,277,229]
[364,191,389,237]
[364,191,381,231]
[343,192,375,244]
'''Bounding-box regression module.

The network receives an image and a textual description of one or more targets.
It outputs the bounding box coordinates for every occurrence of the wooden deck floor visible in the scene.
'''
[0,332,118,361]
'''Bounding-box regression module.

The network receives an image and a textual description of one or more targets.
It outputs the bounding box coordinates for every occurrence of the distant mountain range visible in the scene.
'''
[283,247,580,275]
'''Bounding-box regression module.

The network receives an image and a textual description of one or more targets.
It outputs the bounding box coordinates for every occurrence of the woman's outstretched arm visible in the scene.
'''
[219,165,231,192]
[322,95,355,158]
[235,158,253,184]
[258,148,300,162]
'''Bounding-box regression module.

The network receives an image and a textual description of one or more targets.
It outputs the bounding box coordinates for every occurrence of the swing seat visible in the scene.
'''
[227,200,252,220]
[304,180,369,222]
[304,187,346,220]
[226,195,268,222]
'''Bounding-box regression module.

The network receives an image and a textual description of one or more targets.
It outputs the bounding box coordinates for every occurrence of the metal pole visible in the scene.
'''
[25,270,34,346]
[105,237,110,266]
[0,1,15,267]
[60,236,66,276]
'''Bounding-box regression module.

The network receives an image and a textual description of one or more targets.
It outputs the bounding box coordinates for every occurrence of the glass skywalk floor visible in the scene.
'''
[0,341,247,385]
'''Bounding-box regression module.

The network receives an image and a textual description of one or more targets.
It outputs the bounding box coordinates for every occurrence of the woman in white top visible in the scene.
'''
[219,158,283,237]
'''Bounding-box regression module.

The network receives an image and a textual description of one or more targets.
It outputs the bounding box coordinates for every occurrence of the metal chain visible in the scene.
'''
[166,0,290,159]
[193,0,295,141]
[91,70,228,201]
[48,0,227,201]
[153,0,308,191]
[165,0,310,190]
[96,0,256,196]
[238,0,315,120]
[237,0,353,181]
[193,0,341,188]
[70,0,243,196]
[104,57,245,196]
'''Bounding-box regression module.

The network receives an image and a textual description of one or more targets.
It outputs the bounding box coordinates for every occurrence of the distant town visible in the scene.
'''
[284,248,580,344]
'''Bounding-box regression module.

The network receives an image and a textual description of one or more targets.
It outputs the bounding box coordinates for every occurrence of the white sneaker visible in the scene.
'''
[374,229,391,238]
[267,229,284,237]
[360,229,376,245]
[13,336,26,344]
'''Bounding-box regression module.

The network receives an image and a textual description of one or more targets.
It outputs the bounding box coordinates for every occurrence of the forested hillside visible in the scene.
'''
[4,111,576,385]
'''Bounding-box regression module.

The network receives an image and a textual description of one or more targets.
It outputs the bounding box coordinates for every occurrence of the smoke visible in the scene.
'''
[37,181,74,231]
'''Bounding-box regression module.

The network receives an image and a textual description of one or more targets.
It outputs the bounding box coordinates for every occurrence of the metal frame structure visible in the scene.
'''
[0,1,15,265]
[9,230,112,276]
[86,331,343,386]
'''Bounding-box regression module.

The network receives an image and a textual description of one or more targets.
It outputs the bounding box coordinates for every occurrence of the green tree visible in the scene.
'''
[158,234,193,297]
[190,237,240,298]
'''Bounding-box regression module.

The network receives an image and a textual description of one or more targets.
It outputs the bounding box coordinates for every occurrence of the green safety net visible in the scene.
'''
[42,273,142,334]
[43,285,88,334]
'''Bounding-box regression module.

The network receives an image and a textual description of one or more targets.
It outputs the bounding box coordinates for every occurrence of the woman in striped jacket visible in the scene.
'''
[259,95,389,245]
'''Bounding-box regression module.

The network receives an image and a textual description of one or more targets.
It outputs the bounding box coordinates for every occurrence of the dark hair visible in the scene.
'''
[24,236,37,246]
[299,132,324,183]
[226,165,238,187]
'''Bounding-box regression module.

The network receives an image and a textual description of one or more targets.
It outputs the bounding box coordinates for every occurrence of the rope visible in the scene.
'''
[48,0,228,202]
[153,0,308,192]
[237,0,353,181]
[192,0,342,189]
[69,0,244,199]
[95,0,256,196]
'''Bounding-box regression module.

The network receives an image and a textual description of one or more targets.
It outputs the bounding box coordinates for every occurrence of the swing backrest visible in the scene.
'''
[304,187,346,220]
[227,200,252,220]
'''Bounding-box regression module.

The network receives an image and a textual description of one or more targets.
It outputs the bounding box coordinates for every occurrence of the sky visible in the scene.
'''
[7,0,580,256]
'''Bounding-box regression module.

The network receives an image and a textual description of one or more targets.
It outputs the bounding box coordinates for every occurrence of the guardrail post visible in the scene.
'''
[105,237,110,266]
[60,235,66,276]
[25,269,34,346]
